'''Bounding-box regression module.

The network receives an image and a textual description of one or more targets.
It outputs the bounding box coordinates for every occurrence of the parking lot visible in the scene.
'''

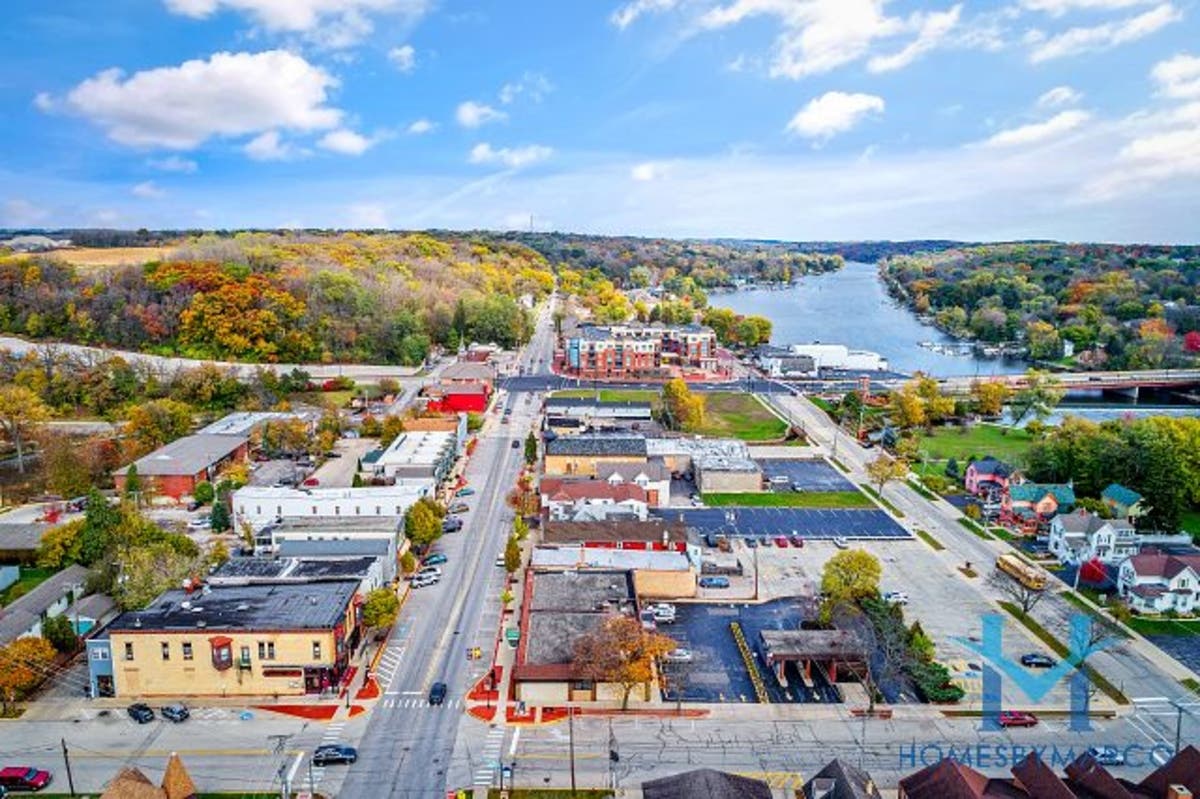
[756,458,855,492]
[664,507,910,539]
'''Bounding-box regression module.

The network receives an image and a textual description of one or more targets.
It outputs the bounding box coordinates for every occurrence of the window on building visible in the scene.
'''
[91,648,110,661]
[210,637,233,671]
[161,642,170,661]
[258,641,276,660]
[182,642,193,661]
[335,505,340,516]
[355,506,360,515]
[376,506,382,515]
[256,505,261,515]
[276,505,282,516]
[240,646,251,667]
[312,506,318,515]
[124,642,134,661]
[312,641,322,660]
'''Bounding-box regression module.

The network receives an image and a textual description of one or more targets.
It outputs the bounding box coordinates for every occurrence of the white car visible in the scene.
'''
[411,573,440,588]
[883,591,909,605]
[415,566,442,579]
[663,648,693,663]
[648,603,677,623]
[832,536,849,549]
[187,517,211,530]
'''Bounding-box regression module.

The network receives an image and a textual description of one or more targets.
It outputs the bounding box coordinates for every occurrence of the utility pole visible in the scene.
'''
[268,734,292,799]
[60,738,76,797]
[568,704,577,794]
[608,719,619,792]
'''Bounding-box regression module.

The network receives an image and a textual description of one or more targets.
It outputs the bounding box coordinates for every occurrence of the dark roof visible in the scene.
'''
[898,759,1025,798]
[276,538,392,558]
[969,457,1014,478]
[760,629,868,661]
[517,570,636,678]
[1064,752,1138,799]
[802,759,883,799]
[1011,753,1075,799]
[0,564,90,644]
[107,580,358,633]
[545,435,647,457]
[0,522,52,552]
[642,769,772,799]
[1010,483,1076,506]
[1138,744,1200,795]
[208,556,377,583]
[597,459,670,482]
[1125,552,1200,580]
[541,519,687,546]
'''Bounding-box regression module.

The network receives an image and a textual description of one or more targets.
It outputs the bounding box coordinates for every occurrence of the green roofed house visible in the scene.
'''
[1101,483,1146,522]
[1002,483,1076,535]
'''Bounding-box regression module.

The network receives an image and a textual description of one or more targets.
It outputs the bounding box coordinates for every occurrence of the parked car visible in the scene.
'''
[312,745,357,766]
[160,704,189,723]
[416,566,442,579]
[663,648,693,663]
[422,553,448,567]
[759,536,773,547]
[0,767,52,792]
[649,603,676,623]
[1020,653,1056,668]
[448,503,470,514]
[302,477,320,487]
[998,711,1039,728]
[186,500,203,512]
[442,518,463,533]
[704,533,719,548]
[774,536,790,547]
[699,576,730,589]
[411,573,440,588]
[639,609,658,630]
[429,681,447,705]
[1086,746,1125,766]
[127,703,155,724]
[789,534,804,547]
[455,487,475,497]
[186,517,211,530]
[832,537,849,549]
[323,451,342,459]
[743,536,757,548]
[883,591,909,605]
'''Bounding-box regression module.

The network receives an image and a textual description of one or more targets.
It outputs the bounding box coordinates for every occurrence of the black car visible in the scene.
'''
[160,704,189,723]
[312,745,358,766]
[127,703,155,724]
[511,439,520,449]
[429,681,447,705]
[442,518,463,533]
[1020,653,1056,668]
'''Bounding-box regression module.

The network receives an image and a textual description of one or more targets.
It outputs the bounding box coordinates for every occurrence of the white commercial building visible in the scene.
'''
[786,343,889,372]
[232,484,432,529]
[371,430,458,483]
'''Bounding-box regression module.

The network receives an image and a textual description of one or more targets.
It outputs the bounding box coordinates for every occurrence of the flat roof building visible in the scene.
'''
[372,430,458,483]
[232,484,432,529]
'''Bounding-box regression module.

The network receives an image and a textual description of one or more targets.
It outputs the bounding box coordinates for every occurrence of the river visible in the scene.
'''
[713,261,1027,377]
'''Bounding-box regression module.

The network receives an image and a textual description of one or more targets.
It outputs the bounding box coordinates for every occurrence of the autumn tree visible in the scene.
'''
[970,380,1010,417]
[361,588,401,629]
[380,416,406,448]
[866,455,909,496]
[0,384,50,473]
[0,637,56,713]
[820,549,882,619]
[260,418,309,454]
[42,432,95,498]
[125,398,194,455]
[504,535,522,574]
[573,615,677,710]
[116,537,202,610]
[661,378,705,432]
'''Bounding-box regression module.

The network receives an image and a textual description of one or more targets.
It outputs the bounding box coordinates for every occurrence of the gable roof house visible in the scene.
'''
[642,768,773,799]
[802,759,884,799]
[0,564,90,646]
[1102,483,1147,521]
[100,752,197,799]
[1048,511,1139,566]
[1003,483,1076,534]
[1118,550,1200,614]
[964,457,1016,497]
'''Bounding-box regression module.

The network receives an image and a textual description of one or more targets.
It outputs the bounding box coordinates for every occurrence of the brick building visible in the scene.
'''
[113,434,249,501]
[564,323,718,379]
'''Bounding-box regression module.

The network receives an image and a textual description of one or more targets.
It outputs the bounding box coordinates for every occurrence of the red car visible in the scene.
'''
[302,477,320,487]
[0,765,54,791]
[998,711,1039,728]
[774,536,790,547]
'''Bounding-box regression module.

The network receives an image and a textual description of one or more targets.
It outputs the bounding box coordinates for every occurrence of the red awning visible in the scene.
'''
[208,635,233,647]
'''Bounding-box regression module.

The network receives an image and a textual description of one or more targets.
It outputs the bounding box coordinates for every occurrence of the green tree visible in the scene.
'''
[352,472,364,487]
[121,465,142,504]
[192,481,215,505]
[380,416,406,448]
[210,499,231,533]
[1010,369,1064,427]
[504,535,522,574]
[404,501,441,550]
[399,550,417,575]
[513,515,529,541]
[524,431,538,465]
[116,538,202,610]
[0,384,50,474]
[361,588,401,628]
[42,614,79,654]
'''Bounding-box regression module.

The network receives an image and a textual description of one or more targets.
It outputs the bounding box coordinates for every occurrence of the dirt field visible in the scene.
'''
[45,246,174,267]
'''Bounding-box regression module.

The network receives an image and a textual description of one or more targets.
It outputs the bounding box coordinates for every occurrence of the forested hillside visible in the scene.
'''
[882,243,1200,369]
[0,232,554,364]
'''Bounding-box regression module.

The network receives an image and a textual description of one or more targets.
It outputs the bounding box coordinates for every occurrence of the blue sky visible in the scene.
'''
[1,0,1198,241]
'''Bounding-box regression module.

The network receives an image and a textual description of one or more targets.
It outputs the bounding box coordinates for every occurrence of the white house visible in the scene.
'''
[1118,551,1200,614]
[550,497,651,523]
[0,565,89,646]
[1047,511,1139,566]
[595,460,671,506]
[233,484,433,529]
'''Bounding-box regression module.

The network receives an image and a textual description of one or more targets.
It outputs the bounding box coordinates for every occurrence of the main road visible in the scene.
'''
[337,298,558,798]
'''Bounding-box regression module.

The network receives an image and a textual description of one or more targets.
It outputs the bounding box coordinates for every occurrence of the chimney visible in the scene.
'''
[1167,786,1192,799]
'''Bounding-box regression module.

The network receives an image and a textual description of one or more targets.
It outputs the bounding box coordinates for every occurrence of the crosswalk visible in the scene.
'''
[376,644,407,694]
[305,720,347,790]
[473,727,507,786]
[378,696,464,710]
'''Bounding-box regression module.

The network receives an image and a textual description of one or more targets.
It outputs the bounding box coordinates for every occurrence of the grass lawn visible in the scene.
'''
[551,389,787,441]
[1126,616,1200,636]
[703,490,872,508]
[554,388,660,404]
[289,390,356,409]
[917,424,1034,464]
[0,566,56,607]
[915,529,946,551]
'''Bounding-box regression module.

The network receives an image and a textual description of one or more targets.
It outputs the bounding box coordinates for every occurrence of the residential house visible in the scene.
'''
[543,435,648,477]
[801,759,884,799]
[596,459,671,505]
[1102,483,1147,522]
[1118,550,1200,614]
[100,753,197,799]
[1048,511,1139,566]
[89,580,359,698]
[65,593,118,637]
[539,480,651,522]
[0,522,53,563]
[113,434,250,501]
[0,564,89,646]
[1003,483,1075,534]
[641,768,773,799]
[964,457,1015,497]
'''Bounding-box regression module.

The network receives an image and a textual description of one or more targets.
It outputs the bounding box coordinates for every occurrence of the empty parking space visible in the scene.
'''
[659,508,910,539]
[756,459,855,492]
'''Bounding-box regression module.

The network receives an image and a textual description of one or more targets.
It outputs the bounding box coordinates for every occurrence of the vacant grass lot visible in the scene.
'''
[917,424,1033,463]
[552,390,787,441]
[703,490,872,508]
[44,245,174,267]
[0,566,56,607]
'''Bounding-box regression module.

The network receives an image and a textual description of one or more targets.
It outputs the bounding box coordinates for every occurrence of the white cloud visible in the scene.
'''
[244,130,304,160]
[388,44,416,72]
[318,128,374,155]
[1,199,50,227]
[1027,3,1181,62]
[785,91,884,140]
[407,118,436,134]
[163,0,431,46]
[33,92,55,112]
[631,162,665,181]
[148,155,199,173]
[611,0,679,29]
[867,5,962,73]
[1020,0,1156,15]
[1152,53,1200,99]
[132,181,166,199]
[499,72,553,105]
[468,142,553,168]
[456,101,507,128]
[1037,85,1083,108]
[59,50,342,150]
[981,109,1091,147]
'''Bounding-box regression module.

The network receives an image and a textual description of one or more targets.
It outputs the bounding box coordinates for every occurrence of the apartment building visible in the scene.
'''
[564,323,718,379]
